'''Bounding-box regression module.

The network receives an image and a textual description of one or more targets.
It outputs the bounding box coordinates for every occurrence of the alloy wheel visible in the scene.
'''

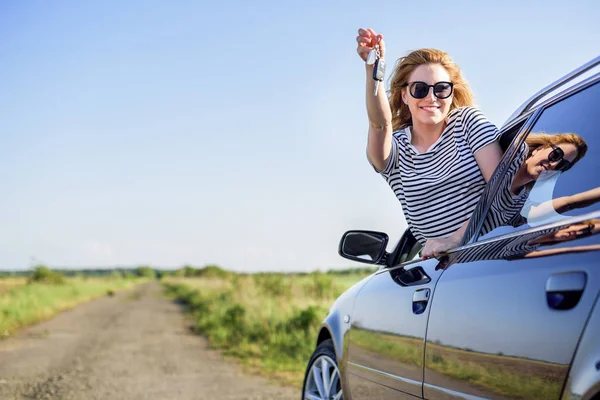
[303,354,343,400]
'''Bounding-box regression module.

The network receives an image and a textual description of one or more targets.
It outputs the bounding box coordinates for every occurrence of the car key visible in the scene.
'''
[373,49,385,96]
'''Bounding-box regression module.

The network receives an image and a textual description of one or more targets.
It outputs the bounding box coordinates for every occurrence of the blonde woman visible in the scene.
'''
[356,28,503,259]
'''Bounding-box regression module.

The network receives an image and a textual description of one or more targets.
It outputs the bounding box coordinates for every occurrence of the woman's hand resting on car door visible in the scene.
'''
[422,235,461,260]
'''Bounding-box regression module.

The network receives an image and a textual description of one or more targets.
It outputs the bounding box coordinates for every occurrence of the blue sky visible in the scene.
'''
[1,0,599,272]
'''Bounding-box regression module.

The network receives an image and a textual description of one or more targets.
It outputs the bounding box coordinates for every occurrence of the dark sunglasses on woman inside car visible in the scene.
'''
[548,144,573,172]
[402,81,454,99]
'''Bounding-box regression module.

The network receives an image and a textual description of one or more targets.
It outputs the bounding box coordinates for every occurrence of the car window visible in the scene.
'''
[478,80,600,241]
[498,118,528,152]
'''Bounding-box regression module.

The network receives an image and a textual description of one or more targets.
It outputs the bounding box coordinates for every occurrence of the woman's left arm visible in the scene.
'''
[552,187,600,214]
[421,142,504,259]
[474,141,504,183]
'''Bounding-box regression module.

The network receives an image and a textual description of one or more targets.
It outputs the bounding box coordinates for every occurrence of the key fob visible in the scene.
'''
[373,58,386,81]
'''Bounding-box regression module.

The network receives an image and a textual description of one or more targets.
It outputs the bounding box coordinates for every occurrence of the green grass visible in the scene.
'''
[0,276,142,338]
[0,278,27,295]
[163,272,370,388]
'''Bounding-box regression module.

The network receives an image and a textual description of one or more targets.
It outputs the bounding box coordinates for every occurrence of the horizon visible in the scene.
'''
[1,264,375,274]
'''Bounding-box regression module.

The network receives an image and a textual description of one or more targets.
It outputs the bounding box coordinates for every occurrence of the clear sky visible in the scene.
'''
[1,0,599,272]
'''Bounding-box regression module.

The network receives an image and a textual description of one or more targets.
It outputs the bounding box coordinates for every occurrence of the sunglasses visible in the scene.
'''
[403,81,454,99]
[548,144,573,172]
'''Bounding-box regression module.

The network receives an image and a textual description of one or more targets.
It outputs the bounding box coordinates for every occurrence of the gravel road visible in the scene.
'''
[0,282,298,400]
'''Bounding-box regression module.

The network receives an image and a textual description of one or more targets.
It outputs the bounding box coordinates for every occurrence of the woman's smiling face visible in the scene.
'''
[402,63,453,127]
[526,143,579,179]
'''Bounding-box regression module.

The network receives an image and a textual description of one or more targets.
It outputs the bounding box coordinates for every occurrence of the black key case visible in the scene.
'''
[373,59,386,81]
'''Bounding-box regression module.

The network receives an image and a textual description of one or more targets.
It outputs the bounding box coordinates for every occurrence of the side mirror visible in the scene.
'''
[339,230,389,265]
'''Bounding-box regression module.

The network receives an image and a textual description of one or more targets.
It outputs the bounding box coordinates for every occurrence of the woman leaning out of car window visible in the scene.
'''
[356,28,504,259]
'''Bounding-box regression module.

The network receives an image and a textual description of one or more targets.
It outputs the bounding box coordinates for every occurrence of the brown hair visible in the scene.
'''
[388,48,474,131]
[526,132,588,166]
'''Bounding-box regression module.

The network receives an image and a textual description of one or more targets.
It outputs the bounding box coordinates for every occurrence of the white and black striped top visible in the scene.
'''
[376,106,501,244]
[480,141,530,236]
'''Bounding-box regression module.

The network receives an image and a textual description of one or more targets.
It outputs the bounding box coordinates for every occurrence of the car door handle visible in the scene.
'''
[391,265,431,286]
[412,288,430,315]
[546,272,586,310]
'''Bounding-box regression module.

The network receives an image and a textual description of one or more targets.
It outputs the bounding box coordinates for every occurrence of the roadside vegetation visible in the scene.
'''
[0,265,148,338]
[162,265,375,388]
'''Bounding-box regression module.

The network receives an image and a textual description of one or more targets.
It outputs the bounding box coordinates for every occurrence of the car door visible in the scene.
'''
[345,229,442,399]
[422,76,600,400]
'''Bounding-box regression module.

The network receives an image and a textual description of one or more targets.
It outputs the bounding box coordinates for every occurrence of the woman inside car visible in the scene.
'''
[356,28,503,259]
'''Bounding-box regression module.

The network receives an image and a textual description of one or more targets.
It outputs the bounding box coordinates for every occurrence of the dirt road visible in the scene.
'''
[0,282,298,400]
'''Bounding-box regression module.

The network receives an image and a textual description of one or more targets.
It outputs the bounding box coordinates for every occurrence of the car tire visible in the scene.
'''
[301,339,343,400]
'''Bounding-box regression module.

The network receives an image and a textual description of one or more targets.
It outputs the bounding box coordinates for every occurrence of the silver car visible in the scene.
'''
[302,56,600,400]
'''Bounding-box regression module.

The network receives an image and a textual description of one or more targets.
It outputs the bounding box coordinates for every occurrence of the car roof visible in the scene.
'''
[503,56,600,129]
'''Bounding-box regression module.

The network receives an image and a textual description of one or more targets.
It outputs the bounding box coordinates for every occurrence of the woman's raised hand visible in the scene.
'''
[356,28,385,62]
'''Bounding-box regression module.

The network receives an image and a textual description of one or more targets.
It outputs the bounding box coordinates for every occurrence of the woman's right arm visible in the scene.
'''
[357,28,393,172]
[552,187,600,214]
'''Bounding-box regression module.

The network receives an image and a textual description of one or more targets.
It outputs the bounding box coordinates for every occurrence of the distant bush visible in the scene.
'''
[122,270,138,279]
[223,304,247,343]
[135,266,155,279]
[174,265,198,277]
[27,266,66,285]
[253,273,290,298]
[198,265,231,279]
[172,264,232,279]
[431,353,445,364]
[304,272,335,299]
[285,305,323,334]
[109,271,122,280]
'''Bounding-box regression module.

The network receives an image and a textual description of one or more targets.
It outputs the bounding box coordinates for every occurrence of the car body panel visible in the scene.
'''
[424,234,600,400]
[319,273,375,398]
[346,258,443,398]
[561,289,600,400]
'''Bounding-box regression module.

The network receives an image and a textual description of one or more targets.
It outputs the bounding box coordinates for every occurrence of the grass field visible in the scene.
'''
[0,278,27,295]
[163,271,372,388]
[0,275,143,338]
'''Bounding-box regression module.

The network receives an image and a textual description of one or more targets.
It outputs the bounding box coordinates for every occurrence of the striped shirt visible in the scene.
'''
[480,140,530,237]
[376,106,501,244]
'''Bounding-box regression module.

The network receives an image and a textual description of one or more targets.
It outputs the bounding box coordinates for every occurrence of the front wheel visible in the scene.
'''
[301,339,343,400]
